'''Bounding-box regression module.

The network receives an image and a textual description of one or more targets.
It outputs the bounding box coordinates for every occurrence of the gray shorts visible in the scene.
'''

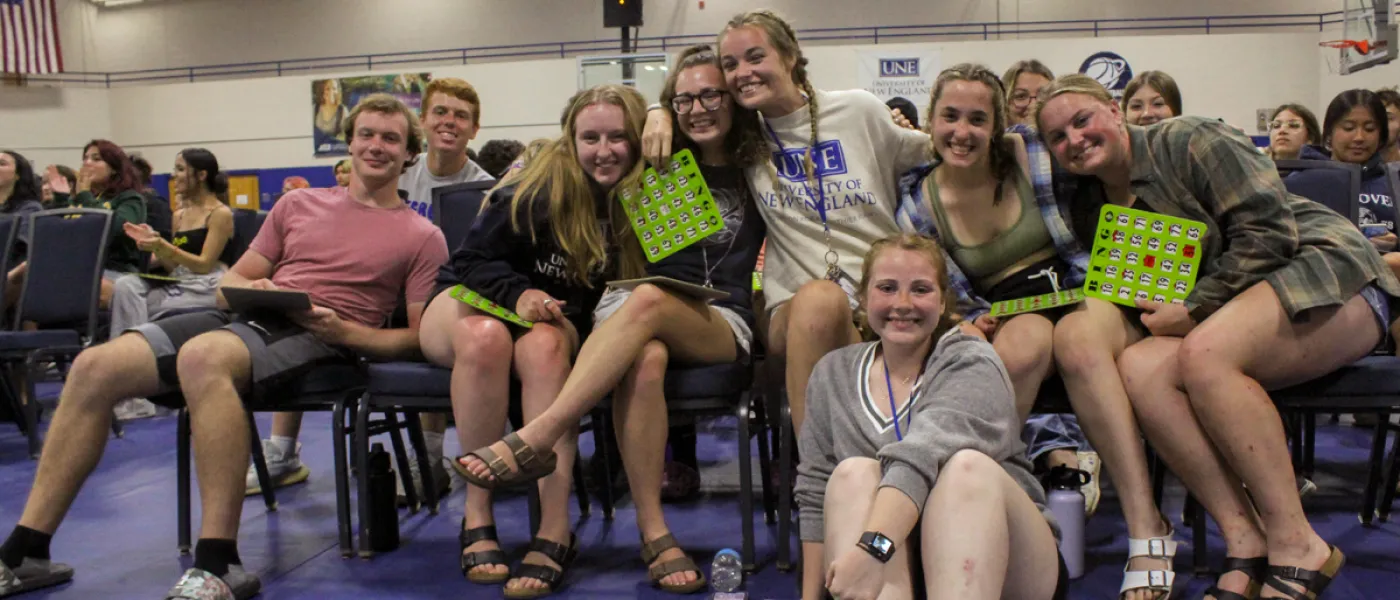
[592,286,754,361]
[131,310,354,406]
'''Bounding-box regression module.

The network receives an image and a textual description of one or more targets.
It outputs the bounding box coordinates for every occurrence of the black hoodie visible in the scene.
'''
[1291,145,1394,236]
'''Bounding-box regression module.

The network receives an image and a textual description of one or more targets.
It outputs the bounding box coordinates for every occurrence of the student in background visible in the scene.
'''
[477,139,528,180]
[334,159,352,187]
[420,84,646,598]
[392,76,497,501]
[1292,90,1395,253]
[0,151,44,268]
[40,165,76,209]
[132,154,173,239]
[798,234,1065,600]
[1121,70,1182,126]
[1265,103,1322,161]
[41,139,149,308]
[281,176,310,194]
[1038,73,1397,600]
[1002,59,1055,128]
[109,148,236,421]
[1377,88,1400,163]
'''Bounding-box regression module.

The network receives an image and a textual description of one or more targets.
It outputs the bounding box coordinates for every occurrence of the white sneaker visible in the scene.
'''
[245,439,310,496]
[395,453,452,505]
[114,398,158,421]
[1077,451,1102,517]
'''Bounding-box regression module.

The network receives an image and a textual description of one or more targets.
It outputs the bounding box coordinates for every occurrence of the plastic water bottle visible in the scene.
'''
[1045,466,1089,579]
[710,548,745,598]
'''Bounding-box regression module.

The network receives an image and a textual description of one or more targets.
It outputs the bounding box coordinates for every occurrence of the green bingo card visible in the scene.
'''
[620,149,724,263]
[989,289,1086,318]
[448,285,533,328]
[1083,205,1207,308]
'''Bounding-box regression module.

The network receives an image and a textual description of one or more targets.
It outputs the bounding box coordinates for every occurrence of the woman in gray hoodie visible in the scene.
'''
[797,233,1064,600]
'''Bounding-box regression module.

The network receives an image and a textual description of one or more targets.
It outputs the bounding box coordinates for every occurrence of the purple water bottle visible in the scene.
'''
[1046,466,1090,579]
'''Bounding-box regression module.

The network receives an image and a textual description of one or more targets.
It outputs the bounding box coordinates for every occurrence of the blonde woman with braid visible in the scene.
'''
[644,10,931,436]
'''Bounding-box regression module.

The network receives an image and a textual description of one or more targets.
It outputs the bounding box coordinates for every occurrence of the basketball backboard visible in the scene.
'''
[1340,0,1398,74]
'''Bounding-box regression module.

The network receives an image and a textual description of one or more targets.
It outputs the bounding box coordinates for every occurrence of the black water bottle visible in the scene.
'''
[367,443,400,552]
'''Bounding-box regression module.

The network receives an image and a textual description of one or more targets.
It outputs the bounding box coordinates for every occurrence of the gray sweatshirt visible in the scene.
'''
[795,330,1058,542]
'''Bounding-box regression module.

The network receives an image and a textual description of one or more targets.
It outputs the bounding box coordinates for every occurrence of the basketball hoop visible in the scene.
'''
[1320,39,1377,54]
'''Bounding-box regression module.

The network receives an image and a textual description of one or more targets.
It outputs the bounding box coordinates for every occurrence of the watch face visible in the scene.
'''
[870,535,892,554]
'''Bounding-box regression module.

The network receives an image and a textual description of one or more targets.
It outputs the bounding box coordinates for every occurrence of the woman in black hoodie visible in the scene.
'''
[417,83,648,599]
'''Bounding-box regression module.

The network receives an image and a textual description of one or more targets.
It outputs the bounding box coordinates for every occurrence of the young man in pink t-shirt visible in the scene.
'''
[0,94,447,600]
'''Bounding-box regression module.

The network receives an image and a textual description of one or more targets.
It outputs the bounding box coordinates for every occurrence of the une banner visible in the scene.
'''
[312,72,432,157]
[856,50,941,111]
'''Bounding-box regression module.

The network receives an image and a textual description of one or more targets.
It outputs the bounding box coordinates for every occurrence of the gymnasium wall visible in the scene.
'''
[53,0,1334,73]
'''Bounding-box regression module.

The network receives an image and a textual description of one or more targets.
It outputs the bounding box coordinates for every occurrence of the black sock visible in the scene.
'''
[192,538,241,578]
[0,526,52,569]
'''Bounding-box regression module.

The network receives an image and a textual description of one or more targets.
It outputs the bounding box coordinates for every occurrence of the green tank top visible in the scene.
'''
[926,168,1054,286]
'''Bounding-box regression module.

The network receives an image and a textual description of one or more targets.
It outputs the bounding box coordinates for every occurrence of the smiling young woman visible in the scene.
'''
[1037,73,1400,600]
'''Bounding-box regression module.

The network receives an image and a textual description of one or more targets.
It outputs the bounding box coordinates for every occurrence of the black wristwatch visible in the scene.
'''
[856,531,895,563]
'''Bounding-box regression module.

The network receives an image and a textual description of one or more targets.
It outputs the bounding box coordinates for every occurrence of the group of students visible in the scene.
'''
[0,8,1395,600]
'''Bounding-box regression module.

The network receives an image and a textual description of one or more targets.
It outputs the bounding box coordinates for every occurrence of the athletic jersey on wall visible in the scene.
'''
[397,153,494,219]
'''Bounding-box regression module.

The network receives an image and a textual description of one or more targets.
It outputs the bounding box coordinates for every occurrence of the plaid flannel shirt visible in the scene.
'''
[896,125,1090,321]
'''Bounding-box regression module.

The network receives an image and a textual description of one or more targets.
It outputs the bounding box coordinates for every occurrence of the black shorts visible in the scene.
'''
[984,255,1077,324]
[129,310,355,408]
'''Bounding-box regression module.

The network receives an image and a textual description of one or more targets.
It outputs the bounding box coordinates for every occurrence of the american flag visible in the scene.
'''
[1,0,63,74]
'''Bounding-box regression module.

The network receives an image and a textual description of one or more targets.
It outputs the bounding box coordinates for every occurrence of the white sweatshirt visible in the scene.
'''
[748,88,930,311]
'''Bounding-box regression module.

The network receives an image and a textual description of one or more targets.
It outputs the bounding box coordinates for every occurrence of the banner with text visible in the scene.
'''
[857,50,941,117]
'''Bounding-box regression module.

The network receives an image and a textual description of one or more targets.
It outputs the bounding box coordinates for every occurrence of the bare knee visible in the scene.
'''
[787,280,853,333]
[174,332,245,397]
[995,330,1053,382]
[1052,317,1112,379]
[828,456,882,494]
[66,343,132,409]
[1117,340,1173,398]
[632,340,670,387]
[930,449,1002,506]
[451,316,513,367]
[1177,328,1237,392]
[513,323,572,373]
[618,284,674,330]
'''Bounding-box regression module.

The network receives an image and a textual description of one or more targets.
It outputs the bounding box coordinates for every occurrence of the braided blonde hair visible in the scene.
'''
[719,10,821,191]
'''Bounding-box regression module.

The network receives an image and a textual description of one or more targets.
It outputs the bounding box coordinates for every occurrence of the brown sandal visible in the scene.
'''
[641,533,707,594]
[452,432,557,491]
[503,533,578,599]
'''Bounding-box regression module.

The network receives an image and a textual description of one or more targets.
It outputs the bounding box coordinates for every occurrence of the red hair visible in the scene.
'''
[283,176,310,190]
[83,139,142,196]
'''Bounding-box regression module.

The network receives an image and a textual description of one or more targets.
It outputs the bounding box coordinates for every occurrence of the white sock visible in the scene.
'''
[269,435,297,457]
[423,431,445,461]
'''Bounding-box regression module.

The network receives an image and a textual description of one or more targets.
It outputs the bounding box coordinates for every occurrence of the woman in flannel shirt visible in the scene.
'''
[1037,73,1400,600]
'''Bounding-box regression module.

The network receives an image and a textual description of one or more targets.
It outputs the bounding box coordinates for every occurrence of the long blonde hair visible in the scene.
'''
[506,84,647,285]
[719,10,820,187]
[855,234,961,341]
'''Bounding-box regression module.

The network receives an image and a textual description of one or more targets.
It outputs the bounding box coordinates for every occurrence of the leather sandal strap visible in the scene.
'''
[1221,556,1270,579]
[1265,565,1332,599]
[504,432,543,471]
[648,556,701,581]
[462,548,509,571]
[1261,575,1311,600]
[1204,586,1256,600]
[527,534,578,566]
[461,524,499,547]
[514,563,564,588]
[640,533,680,565]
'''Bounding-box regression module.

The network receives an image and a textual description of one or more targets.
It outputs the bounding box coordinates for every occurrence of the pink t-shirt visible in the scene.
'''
[249,187,448,327]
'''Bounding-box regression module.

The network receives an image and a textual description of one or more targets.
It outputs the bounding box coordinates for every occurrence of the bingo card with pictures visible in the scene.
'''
[448,285,534,328]
[1083,205,1207,308]
[619,149,724,262]
[989,289,1086,318]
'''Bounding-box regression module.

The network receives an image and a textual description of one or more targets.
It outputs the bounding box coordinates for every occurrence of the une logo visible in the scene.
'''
[771,140,849,182]
[879,58,920,77]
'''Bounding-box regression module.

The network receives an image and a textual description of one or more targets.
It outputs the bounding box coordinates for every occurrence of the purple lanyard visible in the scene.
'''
[881,352,919,441]
[763,118,840,277]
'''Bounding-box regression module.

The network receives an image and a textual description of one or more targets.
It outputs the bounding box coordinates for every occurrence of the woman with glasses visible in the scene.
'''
[1002,60,1055,128]
[454,45,767,594]
[1265,104,1322,161]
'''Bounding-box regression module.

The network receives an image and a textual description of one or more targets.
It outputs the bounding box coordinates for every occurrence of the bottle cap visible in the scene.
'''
[1046,465,1091,491]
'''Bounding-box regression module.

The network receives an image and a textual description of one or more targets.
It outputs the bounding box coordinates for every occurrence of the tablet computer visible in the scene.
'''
[222,287,313,314]
[606,276,731,302]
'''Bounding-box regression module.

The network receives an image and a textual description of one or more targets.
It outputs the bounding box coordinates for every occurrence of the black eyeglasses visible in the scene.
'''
[671,89,728,114]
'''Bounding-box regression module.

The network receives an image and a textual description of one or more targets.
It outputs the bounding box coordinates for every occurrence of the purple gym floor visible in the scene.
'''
[2,398,1399,598]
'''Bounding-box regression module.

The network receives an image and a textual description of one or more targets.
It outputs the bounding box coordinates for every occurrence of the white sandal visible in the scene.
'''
[1119,525,1177,598]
